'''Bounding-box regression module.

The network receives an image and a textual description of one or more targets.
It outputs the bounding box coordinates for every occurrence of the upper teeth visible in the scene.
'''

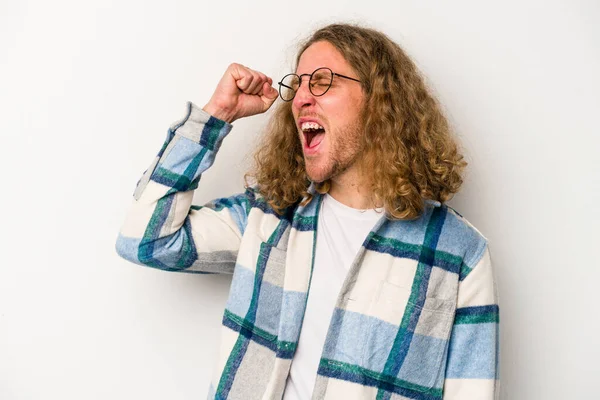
[301,122,324,131]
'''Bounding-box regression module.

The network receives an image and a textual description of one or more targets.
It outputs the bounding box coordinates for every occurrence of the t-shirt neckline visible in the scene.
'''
[323,193,385,220]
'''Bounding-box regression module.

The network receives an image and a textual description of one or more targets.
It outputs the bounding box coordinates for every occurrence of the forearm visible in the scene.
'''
[115,101,244,273]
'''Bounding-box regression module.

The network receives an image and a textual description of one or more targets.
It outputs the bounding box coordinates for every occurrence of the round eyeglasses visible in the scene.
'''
[277,67,361,102]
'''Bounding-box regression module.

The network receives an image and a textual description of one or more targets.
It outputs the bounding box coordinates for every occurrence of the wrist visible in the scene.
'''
[202,101,235,124]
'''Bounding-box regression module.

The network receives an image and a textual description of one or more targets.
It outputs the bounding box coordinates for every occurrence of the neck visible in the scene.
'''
[327,168,380,210]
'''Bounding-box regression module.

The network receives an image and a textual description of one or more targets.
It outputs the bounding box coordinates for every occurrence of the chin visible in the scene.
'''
[305,166,331,183]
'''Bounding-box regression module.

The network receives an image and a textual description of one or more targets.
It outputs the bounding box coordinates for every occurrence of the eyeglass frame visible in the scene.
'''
[277,67,362,102]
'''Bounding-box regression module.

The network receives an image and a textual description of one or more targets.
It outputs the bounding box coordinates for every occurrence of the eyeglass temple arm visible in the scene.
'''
[333,73,361,83]
[277,81,294,90]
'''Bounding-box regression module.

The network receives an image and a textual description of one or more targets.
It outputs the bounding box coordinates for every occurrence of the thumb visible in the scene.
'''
[261,82,279,108]
[264,82,278,100]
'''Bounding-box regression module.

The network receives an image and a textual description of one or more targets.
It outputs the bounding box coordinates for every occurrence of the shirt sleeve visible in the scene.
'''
[443,243,500,399]
[115,101,253,274]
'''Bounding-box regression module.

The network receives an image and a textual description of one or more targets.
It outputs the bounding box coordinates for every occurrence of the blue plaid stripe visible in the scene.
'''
[446,321,499,380]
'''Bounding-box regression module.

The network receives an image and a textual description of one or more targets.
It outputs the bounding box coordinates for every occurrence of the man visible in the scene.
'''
[116,23,499,400]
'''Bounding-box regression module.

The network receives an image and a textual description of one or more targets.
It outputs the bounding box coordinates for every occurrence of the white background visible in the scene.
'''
[1,0,599,399]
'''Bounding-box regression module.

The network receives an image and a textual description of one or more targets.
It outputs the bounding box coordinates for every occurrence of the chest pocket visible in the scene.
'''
[362,280,456,392]
[250,240,287,337]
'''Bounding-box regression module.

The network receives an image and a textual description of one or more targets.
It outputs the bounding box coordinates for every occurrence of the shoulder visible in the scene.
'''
[444,204,489,242]
[438,203,489,271]
[245,185,300,224]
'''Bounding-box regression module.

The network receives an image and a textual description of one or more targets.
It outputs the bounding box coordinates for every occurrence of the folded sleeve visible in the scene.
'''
[443,243,500,399]
[115,101,253,274]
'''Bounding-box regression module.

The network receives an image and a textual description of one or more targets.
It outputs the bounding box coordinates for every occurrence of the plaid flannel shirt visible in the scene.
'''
[116,101,500,400]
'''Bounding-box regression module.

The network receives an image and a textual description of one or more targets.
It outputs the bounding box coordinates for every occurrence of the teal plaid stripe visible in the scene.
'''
[318,359,442,400]
[137,195,197,271]
[222,309,297,358]
[366,233,461,275]
[458,262,473,281]
[200,116,227,151]
[150,147,207,190]
[454,305,499,325]
[292,214,318,231]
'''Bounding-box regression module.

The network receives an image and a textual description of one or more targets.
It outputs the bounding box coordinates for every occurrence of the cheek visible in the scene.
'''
[326,93,362,120]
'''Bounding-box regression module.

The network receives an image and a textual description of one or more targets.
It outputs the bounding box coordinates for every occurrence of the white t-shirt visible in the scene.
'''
[282,193,384,400]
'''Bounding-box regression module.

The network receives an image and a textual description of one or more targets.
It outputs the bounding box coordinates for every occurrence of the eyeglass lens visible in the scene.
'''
[279,68,333,101]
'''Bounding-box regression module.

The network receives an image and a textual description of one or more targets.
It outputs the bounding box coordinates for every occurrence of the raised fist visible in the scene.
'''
[203,63,279,123]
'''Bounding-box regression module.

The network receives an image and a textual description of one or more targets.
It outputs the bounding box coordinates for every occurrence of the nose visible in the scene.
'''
[292,79,316,109]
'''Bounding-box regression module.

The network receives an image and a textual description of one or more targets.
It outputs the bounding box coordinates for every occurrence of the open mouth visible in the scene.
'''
[301,122,326,149]
[305,128,325,147]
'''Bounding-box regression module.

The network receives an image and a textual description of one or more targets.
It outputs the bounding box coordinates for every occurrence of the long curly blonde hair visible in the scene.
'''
[245,23,467,220]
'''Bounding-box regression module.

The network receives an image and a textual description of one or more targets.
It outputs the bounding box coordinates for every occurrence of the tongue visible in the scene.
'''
[308,132,325,148]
